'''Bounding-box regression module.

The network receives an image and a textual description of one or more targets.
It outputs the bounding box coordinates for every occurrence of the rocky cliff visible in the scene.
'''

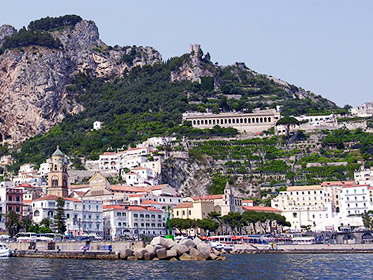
[0,17,161,144]
[161,155,215,196]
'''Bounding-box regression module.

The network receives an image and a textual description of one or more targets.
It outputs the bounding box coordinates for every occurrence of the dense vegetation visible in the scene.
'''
[10,62,239,168]
[0,32,347,172]
[191,129,372,197]
[171,211,290,235]
[28,15,82,31]
[1,28,62,52]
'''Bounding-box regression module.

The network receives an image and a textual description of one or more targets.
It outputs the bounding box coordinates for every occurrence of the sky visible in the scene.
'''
[1,0,372,107]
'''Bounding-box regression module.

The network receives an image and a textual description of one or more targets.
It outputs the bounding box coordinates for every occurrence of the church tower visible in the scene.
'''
[47,146,69,198]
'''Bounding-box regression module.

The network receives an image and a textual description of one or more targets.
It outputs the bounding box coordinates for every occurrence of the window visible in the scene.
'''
[293,213,297,218]
[140,214,144,218]
[34,210,40,217]
[151,214,155,219]
[145,214,150,218]
[134,214,138,218]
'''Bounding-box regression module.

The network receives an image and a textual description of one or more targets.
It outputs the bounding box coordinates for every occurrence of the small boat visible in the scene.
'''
[0,243,11,257]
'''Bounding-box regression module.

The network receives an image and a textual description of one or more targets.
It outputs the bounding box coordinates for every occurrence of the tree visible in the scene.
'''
[208,211,223,234]
[20,216,33,231]
[276,117,300,141]
[54,197,66,234]
[196,219,219,235]
[170,218,194,234]
[242,211,260,234]
[222,212,244,235]
[362,211,373,229]
[40,217,52,228]
[6,210,21,237]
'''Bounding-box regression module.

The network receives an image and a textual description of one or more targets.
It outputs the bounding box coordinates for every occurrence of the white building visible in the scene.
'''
[103,205,166,239]
[99,152,118,171]
[93,121,103,130]
[271,185,336,232]
[32,195,104,237]
[137,137,176,148]
[296,114,336,126]
[39,163,51,177]
[124,167,158,186]
[350,102,373,117]
[119,155,148,171]
[183,108,281,134]
[354,166,373,186]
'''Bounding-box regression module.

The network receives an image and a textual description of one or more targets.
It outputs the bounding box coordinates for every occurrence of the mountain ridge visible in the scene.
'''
[0,15,341,168]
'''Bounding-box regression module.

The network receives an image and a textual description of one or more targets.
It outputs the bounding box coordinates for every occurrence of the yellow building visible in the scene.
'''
[173,200,215,220]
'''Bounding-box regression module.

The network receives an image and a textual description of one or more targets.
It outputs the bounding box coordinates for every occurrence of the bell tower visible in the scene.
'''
[47,146,69,198]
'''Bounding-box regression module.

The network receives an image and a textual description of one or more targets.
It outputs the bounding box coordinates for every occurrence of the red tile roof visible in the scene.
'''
[103,205,162,212]
[173,202,193,209]
[111,185,149,193]
[242,200,254,203]
[103,205,126,210]
[33,195,81,202]
[321,181,354,186]
[132,167,147,170]
[342,184,369,189]
[141,200,160,205]
[243,206,281,213]
[192,194,223,201]
[103,152,117,156]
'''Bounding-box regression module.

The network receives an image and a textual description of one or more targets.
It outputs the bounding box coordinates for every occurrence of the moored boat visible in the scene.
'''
[0,243,11,257]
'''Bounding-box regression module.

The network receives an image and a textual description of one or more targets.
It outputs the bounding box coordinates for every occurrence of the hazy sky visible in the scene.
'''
[1,0,372,106]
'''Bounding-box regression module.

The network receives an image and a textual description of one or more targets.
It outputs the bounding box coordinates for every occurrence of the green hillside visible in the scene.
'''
[5,52,341,170]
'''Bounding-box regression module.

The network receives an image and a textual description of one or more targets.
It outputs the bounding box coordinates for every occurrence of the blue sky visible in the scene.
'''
[1,0,372,106]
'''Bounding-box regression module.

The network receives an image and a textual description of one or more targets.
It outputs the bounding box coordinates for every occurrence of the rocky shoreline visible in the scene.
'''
[12,237,226,261]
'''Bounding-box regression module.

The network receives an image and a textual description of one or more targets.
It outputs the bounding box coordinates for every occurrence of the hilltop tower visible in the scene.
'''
[47,146,69,198]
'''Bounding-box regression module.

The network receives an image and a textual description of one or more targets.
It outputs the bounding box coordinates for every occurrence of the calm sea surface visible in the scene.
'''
[0,254,371,280]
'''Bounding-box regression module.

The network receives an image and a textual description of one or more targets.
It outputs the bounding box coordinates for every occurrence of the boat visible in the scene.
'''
[0,243,11,257]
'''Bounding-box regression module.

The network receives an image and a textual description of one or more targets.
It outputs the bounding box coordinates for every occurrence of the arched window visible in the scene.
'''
[232,119,235,124]
[213,119,215,125]
[248,118,251,123]
[193,120,196,125]
[52,175,58,187]
[209,119,212,125]
[228,119,231,124]
[268,117,271,122]
[256,118,259,123]
[197,120,200,125]
[252,118,255,123]
[264,117,267,122]
[48,210,54,217]
[240,118,243,123]
[34,210,40,217]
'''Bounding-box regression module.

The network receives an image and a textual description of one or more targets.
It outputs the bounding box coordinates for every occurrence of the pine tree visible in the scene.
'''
[54,197,66,234]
